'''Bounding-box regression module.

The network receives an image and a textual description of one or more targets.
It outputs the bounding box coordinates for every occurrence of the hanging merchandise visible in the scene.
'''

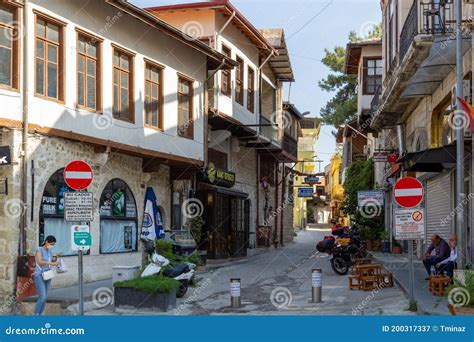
[113,189,125,216]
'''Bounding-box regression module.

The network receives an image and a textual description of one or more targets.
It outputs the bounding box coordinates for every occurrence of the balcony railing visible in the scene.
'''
[399,0,454,61]
[283,134,297,157]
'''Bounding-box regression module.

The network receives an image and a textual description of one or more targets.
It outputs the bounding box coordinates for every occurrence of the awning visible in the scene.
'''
[198,183,248,199]
[401,36,471,98]
[397,141,471,172]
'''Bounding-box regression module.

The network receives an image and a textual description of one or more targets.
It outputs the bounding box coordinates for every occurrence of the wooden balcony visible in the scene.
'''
[283,134,297,159]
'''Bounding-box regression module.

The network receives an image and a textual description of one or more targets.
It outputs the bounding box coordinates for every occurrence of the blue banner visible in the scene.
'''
[0,316,472,342]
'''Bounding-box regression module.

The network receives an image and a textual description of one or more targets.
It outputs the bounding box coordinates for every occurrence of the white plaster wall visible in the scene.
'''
[3,0,208,162]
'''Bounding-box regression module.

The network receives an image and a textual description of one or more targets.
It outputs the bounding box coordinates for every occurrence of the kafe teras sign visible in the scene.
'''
[199,163,236,188]
[64,192,93,222]
[394,208,425,240]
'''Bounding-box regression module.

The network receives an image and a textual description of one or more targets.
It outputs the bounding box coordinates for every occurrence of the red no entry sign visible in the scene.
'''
[64,160,93,191]
[393,177,424,208]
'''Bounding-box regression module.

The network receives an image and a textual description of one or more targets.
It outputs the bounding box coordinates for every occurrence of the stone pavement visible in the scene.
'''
[372,253,450,315]
[86,229,414,316]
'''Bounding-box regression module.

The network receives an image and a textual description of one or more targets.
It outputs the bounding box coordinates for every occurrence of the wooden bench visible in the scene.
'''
[354,258,372,265]
[429,275,451,296]
[377,272,394,287]
[360,275,378,291]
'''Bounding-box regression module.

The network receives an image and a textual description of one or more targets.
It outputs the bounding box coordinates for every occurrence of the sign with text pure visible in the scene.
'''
[71,225,91,251]
[64,192,93,222]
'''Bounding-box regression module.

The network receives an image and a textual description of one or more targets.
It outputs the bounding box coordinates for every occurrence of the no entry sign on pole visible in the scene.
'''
[64,160,93,190]
[393,177,424,208]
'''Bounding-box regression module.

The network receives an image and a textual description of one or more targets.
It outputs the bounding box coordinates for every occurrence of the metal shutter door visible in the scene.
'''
[426,173,453,241]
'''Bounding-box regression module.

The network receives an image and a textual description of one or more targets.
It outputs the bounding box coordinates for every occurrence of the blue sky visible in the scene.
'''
[130,0,381,168]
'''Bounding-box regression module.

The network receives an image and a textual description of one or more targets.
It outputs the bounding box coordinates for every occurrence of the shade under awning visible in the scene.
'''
[401,36,471,98]
[397,141,471,172]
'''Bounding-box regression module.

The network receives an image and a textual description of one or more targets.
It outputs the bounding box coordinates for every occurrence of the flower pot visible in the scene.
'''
[199,250,207,266]
[114,286,176,312]
[448,304,474,316]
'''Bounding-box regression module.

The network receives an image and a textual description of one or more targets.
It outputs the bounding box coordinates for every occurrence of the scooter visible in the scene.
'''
[142,240,196,298]
[316,225,367,275]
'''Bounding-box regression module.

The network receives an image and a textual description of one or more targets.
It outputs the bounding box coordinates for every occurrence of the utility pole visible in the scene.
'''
[455,0,465,269]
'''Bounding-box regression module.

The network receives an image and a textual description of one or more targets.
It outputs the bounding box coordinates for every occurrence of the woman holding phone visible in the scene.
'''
[34,235,59,315]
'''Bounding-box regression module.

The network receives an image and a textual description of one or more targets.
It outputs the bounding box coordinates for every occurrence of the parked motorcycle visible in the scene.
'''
[142,240,196,298]
[316,224,367,275]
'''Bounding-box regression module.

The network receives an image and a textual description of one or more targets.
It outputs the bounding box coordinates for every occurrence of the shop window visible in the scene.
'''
[99,179,138,253]
[157,205,165,226]
[39,169,79,256]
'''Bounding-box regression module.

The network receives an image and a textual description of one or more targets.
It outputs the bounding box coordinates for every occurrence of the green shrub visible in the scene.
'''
[155,239,173,259]
[114,275,179,293]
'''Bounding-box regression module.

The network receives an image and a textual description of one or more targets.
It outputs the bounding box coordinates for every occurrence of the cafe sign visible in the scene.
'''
[199,163,236,188]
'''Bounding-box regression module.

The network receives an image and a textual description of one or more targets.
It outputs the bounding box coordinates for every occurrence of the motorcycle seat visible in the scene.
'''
[163,263,190,277]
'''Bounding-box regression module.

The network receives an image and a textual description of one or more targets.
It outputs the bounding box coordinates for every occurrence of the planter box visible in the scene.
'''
[448,304,474,316]
[114,286,176,312]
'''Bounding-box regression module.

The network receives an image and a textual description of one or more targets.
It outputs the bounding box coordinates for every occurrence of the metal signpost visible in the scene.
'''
[230,278,241,308]
[392,177,424,305]
[64,160,93,316]
[311,269,322,303]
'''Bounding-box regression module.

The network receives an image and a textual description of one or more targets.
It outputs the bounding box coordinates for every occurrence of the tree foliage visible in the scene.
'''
[318,24,382,128]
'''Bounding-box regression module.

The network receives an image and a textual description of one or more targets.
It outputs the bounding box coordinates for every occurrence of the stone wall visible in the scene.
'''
[0,131,173,310]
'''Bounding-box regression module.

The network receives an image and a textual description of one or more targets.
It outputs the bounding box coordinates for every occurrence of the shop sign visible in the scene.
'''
[199,163,236,188]
[394,208,425,240]
[298,187,313,198]
[0,146,11,166]
[71,224,91,251]
[304,176,319,184]
[357,191,384,207]
[64,192,93,222]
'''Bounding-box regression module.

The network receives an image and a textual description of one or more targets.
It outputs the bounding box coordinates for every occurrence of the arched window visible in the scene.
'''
[39,168,79,256]
[99,179,138,253]
[157,205,165,226]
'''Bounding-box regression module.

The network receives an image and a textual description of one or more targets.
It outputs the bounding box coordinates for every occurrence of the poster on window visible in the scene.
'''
[41,196,57,215]
[113,189,125,217]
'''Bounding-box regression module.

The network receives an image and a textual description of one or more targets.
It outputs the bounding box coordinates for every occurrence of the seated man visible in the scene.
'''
[436,234,457,279]
[422,234,451,279]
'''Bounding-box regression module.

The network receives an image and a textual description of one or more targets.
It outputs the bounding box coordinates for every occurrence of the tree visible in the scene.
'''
[318,24,382,129]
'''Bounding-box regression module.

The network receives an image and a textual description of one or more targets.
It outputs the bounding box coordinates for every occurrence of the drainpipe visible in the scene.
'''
[19,0,29,256]
[396,124,405,154]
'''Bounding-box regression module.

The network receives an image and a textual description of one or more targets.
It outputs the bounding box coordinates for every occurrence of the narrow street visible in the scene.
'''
[88,230,413,316]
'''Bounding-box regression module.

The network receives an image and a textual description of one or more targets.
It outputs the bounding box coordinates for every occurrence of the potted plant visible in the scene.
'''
[114,275,179,312]
[184,216,207,265]
[447,270,474,315]
[392,241,402,254]
[379,230,391,253]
